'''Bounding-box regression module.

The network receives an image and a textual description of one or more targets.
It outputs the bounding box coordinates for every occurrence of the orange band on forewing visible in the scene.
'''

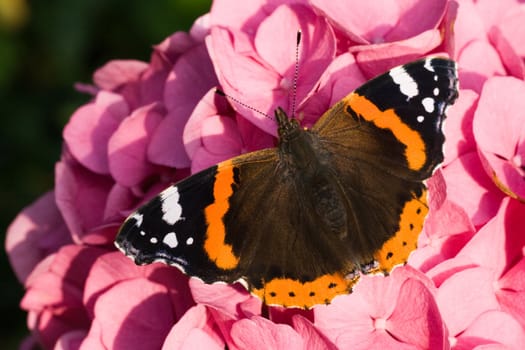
[374,190,428,272]
[252,273,359,309]
[345,93,427,171]
[204,160,239,270]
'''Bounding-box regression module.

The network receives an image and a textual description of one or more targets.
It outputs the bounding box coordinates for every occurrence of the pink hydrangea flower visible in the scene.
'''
[6,0,525,348]
[315,266,446,349]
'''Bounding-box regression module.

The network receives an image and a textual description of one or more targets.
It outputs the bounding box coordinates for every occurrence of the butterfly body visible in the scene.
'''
[116,57,458,308]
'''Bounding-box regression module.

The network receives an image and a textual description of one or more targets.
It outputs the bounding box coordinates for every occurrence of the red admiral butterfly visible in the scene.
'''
[116,57,458,309]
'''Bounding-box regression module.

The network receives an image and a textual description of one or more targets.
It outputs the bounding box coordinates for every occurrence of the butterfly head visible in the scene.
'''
[275,107,301,143]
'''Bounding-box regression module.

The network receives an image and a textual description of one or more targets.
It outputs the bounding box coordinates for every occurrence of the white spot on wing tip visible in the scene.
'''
[424,58,435,72]
[186,237,194,245]
[390,66,418,99]
[160,186,184,225]
[417,115,425,123]
[163,232,179,248]
[422,97,435,113]
[150,237,158,244]
[131,213,143,227]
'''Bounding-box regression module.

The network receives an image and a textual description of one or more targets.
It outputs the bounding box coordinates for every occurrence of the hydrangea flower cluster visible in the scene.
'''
[6,0,525,349]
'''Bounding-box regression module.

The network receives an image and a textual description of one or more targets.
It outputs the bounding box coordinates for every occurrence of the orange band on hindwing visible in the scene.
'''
[252,273,359,309]
[345,93,427,171]
[374,190,428,272]
[204,160,239,270]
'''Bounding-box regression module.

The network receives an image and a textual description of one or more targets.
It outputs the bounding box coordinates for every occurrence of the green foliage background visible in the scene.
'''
[0,0,211,347]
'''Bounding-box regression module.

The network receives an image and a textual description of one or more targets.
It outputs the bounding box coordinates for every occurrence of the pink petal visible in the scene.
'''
[167,328,224,350]
[436,267,500,336]
[63,91,129,174]
[442,152,504,226]
[387,279,446,349]
[55,159,114,243]
[189,278,262,347]
[78,321,104,350]
[31,309,87,350]
[474,76,525,200]
[255,4,335,104]
[496,258,525,327]
[425,254,479,288]
[443,89,479,166]
[359,266,436,318]
[411,171,476,271]
[488,26,525,80]
[453,0,487,53]
[183,89,275,173]
[84,252,193,320]
[207,5,335,135]
[209,0,298,30]
[268,307,313,327]
[162,305,224,350]
[90,279,177,349]
[424,171,475,239]
[83,251,143,316]
[292,315,337,350]
[206,27,280,135]
[474,0,523,31]
[21,246,106,348]
[189,278,260,320]
[457,310,525,349]
[108,102,164,187]
[191,115,242,172]
[495,6,525,58]
[103,183,137,221]
[354,29,443,79]
[5,191,72,284]
[190,147,237,174]
[428,170,447,207]
[93,60,148,91]
[136,63,171,108]
[315,267,434,348]
[311,0,446,44]
[231,316,305,350]
[183,89,228,162]
[410,197,475,272]
[22,245,106,311]
[314,293,374,347]
[154,32,199,66]
[54,330,87,350]
[148,44,218,168]
[458,197,525,276]
[234,110,274,153]
[255,4,309,76]
[299,53,365,127]
[201,115,242,156]
[457,39,506,93]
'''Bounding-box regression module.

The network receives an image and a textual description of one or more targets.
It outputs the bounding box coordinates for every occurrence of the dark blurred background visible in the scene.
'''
[0,0,211,347]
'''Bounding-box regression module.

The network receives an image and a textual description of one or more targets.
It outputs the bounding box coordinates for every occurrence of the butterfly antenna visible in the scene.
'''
[215,89,273,121]
[290,30,301,118]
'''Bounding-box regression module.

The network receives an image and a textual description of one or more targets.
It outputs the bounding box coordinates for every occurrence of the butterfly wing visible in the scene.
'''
[312,57,458,272]
[115,149,276,282]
